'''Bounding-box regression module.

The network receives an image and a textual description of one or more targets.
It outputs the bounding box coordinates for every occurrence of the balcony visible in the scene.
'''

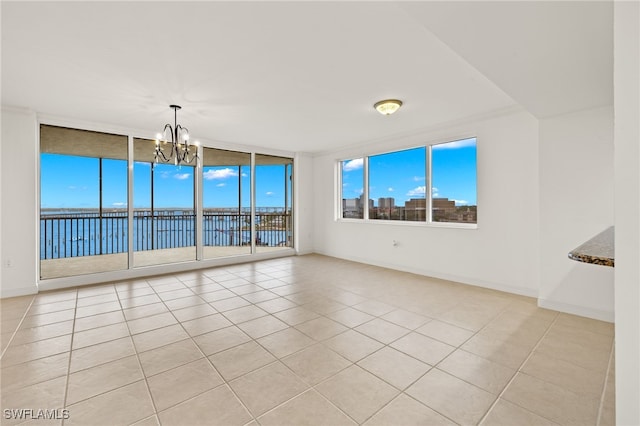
[40,209,292,279]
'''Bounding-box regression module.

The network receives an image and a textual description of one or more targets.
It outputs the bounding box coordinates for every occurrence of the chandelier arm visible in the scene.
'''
[154,146,171,163]
[175,125,189,143]
[163,123,175,143]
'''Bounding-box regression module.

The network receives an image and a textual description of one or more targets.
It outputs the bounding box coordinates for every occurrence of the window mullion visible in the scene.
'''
[364,156,370,220]
[427,145,432,223]
[127,135,134,269]
[195,144,203,261]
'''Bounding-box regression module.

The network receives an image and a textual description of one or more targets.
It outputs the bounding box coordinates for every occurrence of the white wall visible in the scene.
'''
[1,108,39,297]
[294,152,314,255]
[614,1,640,423]
[538,106,615,321]
[313,109,540,297]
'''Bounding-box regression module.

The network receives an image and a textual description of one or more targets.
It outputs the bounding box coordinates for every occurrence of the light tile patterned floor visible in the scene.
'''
[1,254,615,425]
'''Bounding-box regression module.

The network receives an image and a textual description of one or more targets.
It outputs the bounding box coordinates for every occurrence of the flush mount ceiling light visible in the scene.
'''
[374,99,403,115]
[154,105,199,166]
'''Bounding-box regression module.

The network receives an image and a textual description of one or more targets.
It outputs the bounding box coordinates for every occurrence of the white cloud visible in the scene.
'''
[174,173,190,180]
[112,202,127,207]
[431,138,476,150]
[407,186,426,196]
[413,176,425,182]
[203,168,239,180]
[343,158,363,172]
[216,183,226,187]
[453,199,469,205]
[388,187,394,192]
[266,191,274,196]
[355,188,364,195]
[432,187,439,197]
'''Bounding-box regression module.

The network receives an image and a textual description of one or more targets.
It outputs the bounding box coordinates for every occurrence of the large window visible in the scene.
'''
[202,148,251,258]
[341,158,364,219]
[255,155,293,252]
[368,147,426,221]
[431,138,477,224]
[133,138,196,267]
[339,137,477,225]
[40,125,128,279]
[39,125,295,281]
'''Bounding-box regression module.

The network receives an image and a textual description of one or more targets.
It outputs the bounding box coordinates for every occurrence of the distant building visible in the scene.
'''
[405,198,426,221]
[378,197,395,210]
[432,198,477,223]
[342,195,366,218]
[376,197,395,219]
[342,197,361,218]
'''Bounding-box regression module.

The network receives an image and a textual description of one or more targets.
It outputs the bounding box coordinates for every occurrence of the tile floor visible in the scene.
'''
[1,254,615,425]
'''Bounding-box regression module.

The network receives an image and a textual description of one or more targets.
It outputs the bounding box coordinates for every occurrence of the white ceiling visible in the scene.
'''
[1,1,612,153]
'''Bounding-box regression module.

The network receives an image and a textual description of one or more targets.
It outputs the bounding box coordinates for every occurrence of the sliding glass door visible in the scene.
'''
[255,154,293,253]
[40,125,128,279]
[202,147,251,258]
[133,138,196,267]
[39,126,294,281]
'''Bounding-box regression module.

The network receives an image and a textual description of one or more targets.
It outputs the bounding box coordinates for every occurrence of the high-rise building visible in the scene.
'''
[378,197,395,210]
[405,198,426,221]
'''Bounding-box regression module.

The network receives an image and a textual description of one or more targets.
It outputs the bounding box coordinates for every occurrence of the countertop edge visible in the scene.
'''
[568,226,615,268]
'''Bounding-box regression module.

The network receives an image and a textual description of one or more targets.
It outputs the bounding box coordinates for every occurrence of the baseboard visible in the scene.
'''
[1,286,38,299]
[312,249,538,299]
[295,248,315,256]
[538,298,614,323]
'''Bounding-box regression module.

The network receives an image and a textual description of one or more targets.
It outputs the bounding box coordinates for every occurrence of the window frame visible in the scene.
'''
[37,120,296,285]
[337,137,478,229]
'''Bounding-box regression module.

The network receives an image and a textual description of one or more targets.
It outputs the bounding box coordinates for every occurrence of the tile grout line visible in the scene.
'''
[267,295,443,425]
[120,273,246,421]
[218,269,318,425]
[0,294,37,360]
[113,281,163,425]
[61,288,79,426]
[475,310,561,425]
[208,269,361,425]
[596,337,616,426]
[354,300,503,426]
[386,297,525,426]
[3,257,614,426]
[156,270,268,425]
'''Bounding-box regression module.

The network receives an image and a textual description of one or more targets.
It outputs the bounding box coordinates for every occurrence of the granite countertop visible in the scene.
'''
[568,226,615,267]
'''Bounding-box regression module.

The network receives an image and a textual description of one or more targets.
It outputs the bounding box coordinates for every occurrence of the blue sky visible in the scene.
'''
[41,154,291,209]
[342,138,477,206]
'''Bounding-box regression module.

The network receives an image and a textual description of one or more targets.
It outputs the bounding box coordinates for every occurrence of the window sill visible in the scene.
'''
[336,218,478,230]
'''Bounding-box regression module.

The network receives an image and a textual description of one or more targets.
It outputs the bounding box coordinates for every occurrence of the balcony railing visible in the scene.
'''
[40,210,292,260]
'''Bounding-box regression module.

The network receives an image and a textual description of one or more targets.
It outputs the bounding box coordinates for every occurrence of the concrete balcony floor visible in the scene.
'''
[40,246,289,279]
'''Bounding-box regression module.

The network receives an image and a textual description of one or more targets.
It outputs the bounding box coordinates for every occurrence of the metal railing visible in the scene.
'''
[40,210,292,259]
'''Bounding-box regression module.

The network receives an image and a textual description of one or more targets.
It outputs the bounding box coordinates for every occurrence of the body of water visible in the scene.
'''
[40,210,291,259]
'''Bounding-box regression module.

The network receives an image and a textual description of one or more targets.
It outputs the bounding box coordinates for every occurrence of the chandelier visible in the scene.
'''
[154,105,199,165]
